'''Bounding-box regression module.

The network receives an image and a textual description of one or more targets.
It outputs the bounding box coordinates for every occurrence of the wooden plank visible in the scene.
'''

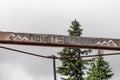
[0,31,120,50]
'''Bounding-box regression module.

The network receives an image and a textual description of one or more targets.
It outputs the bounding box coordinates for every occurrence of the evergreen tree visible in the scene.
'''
[57,20,91,80]
[86,50,113,80]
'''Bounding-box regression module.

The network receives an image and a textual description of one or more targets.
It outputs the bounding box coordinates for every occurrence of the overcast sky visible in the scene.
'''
[0,0,120,80]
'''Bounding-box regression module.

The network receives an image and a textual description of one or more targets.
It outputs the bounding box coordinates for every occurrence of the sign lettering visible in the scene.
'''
[0,31,120,50]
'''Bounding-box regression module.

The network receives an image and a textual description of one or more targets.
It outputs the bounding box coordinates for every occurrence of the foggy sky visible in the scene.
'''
[0,0,120,80]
